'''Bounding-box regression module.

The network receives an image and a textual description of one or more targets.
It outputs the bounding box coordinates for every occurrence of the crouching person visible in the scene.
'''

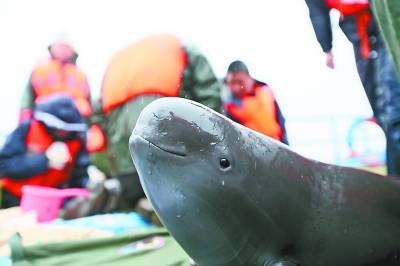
[0,94,89,208]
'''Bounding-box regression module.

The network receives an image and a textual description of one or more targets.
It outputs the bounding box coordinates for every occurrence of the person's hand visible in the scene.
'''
[325,50,335,69]
[87,165,106,184]
[45,142,71,169]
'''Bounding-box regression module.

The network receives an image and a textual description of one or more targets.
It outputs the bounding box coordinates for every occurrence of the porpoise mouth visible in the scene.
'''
[134,134,187,157]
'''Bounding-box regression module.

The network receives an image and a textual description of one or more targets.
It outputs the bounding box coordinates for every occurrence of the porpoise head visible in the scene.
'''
[129,97,292,266]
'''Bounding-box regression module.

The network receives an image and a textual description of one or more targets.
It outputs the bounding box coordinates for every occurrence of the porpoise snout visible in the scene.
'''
[132,97,205,156]
[131,97,224,158]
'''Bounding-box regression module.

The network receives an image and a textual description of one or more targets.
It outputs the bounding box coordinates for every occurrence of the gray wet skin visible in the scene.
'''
[130,97,400,266]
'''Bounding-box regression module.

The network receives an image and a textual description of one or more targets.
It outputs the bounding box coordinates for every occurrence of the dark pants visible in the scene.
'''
[340,15,400,176]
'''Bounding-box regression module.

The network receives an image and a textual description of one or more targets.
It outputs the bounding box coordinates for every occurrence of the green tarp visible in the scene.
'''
[10,228,193,266]
[371,0,400,76]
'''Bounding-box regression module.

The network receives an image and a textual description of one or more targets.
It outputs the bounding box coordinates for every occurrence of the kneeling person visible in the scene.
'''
[0,94,90,208]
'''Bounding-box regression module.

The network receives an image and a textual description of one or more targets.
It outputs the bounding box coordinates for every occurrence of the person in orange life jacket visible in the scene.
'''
[305,0,400,176]
[19,39,92,123]
[0,94,90,208]
[90,34,223,209]
[223,60,289,144]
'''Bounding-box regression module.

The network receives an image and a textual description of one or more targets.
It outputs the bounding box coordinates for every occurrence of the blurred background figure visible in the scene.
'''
[224,60,289,144]
[90,34,222,209]
[19,36,92,123]
[304,0,400,176]
[0,94,89,208]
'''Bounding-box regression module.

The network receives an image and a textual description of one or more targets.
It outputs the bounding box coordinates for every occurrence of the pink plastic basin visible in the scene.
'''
[20,185,89,222]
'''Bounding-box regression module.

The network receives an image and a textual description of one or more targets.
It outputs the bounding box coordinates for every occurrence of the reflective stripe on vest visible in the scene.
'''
[2,120,82,197]
[101,34,186,113]
[225,85,283,141]
[31,60,92,117]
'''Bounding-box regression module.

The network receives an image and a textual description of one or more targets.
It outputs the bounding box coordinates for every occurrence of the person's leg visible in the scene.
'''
[375,38,400,176]
[340,16,400,175]
[340,17,379,116]
[385,134,400,175]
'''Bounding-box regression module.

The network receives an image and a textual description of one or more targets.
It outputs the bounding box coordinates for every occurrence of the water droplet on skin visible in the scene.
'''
[222,180,225,186]
[210,142,216,146]
[176,214,182,219]
[199,148,205,152]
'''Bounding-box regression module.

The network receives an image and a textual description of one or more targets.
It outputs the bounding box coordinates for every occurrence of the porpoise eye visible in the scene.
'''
[219,158,231,169]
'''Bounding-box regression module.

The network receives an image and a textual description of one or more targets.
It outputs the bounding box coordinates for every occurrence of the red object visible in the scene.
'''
[325,0,369,15]
[356,11,372,59]
[2,120,82,197]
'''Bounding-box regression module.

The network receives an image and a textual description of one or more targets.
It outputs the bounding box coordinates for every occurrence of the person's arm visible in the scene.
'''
[304,0,334,53]
[79,72,93,118]
[0,122,48,179]
[19,79,35,122]
[274,101,289,145]
[180,45,223,113]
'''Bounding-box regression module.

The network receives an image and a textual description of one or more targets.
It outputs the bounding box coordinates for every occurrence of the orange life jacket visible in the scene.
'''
[225,85,283,141]
[101,34,186,113]
[325,0,371,59]
[31,59,92,117]
[2,120,82,197]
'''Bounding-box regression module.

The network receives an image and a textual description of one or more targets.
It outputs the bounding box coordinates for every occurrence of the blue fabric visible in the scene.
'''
[52,212,152,235]
[35,94,84,125]
[304,0,333,52]
[0,122,48,179]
